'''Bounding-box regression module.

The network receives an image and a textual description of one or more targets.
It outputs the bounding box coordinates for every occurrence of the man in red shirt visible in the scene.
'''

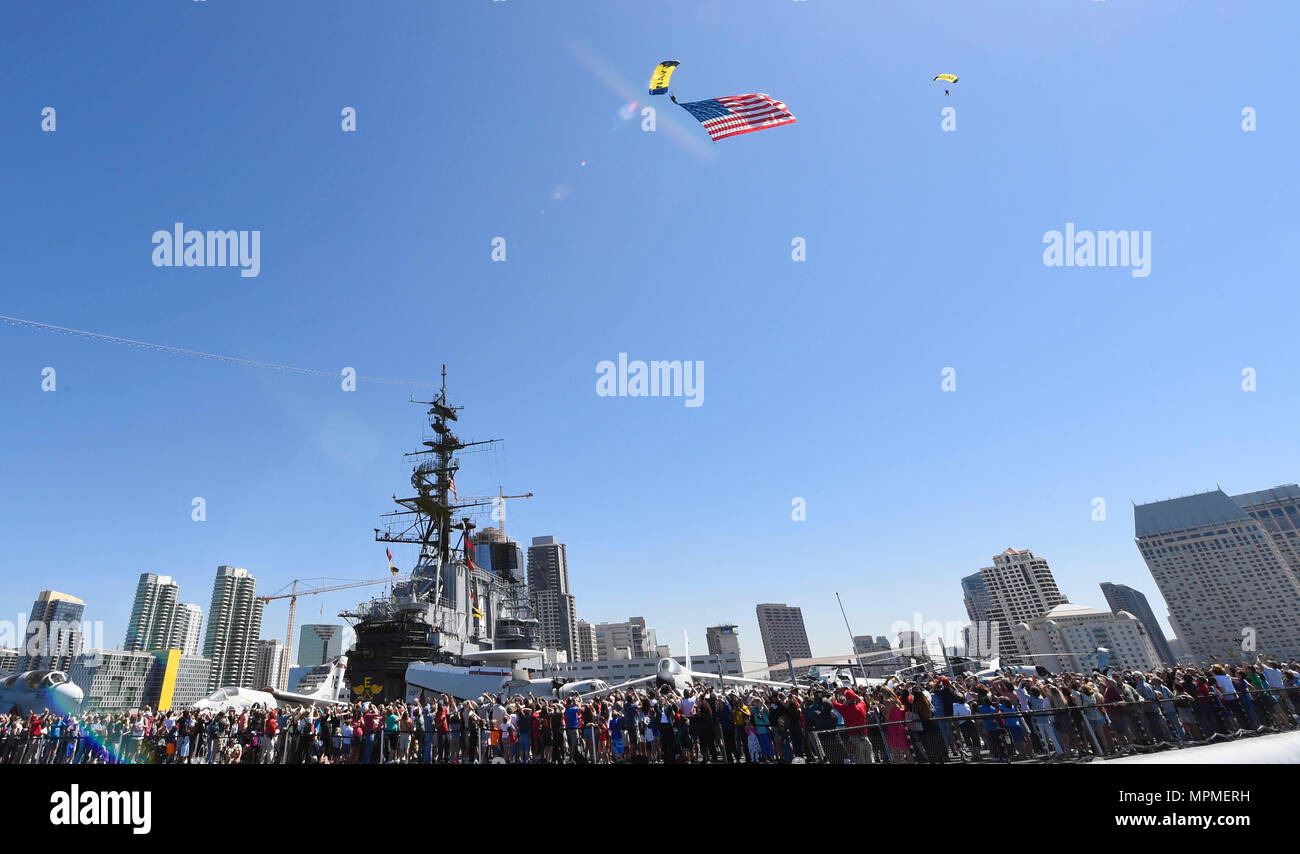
[832,688,874,764]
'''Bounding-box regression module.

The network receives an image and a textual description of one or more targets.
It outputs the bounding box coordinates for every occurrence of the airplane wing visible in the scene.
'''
[270,689,350,708]
[743,648,913,677]
[576,675,656,699]
[684,670,794,689]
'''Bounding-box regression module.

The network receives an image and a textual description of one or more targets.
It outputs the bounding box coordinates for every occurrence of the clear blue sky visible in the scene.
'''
[1,0,1296,667]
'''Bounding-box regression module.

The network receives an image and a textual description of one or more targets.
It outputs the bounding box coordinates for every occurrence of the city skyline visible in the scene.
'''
[2,2,1295,666]
[8,485,1289,672]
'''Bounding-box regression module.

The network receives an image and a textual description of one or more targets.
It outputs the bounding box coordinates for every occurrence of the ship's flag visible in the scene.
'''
[448,469,458,500]
[673,93,796,142]
[471,585,484,620]
[463,526,477,572]
[387,547,398,576]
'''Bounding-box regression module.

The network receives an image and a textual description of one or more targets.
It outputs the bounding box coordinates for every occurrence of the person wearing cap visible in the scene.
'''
[830,686,872,764]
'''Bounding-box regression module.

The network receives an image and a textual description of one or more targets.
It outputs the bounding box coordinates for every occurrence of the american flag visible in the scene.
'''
[675,93,796,141]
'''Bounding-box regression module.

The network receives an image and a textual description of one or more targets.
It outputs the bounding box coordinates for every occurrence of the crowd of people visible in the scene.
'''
[3,655,1298,765]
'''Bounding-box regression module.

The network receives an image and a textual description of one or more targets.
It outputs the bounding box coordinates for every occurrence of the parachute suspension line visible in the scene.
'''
[0,313,439,387]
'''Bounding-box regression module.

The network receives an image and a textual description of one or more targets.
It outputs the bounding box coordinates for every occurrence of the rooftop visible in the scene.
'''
[1043,603,1109,620]
[1232,483,1300,508]
[1133,488,1250,538]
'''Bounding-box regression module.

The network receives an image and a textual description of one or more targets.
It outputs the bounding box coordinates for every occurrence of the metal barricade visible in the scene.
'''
[804,687,1299,764]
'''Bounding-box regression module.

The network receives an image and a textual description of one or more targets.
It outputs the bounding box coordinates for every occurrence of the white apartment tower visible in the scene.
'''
[575,621,598,662]
[125,573,204,654]
[253,639,286,690]
[201,566,264,691]
[972,548,1070,664]
[173,603,203,656]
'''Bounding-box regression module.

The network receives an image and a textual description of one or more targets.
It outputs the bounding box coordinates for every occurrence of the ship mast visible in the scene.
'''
[375,364,499,565]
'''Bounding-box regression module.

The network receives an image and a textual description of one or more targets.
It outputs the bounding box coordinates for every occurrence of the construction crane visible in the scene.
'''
[258,576,401,690]
[487,486,533,539]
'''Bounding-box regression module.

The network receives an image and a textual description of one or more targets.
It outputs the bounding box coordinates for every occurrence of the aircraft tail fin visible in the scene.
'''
[269,656,350,707]
[304,655,348,703]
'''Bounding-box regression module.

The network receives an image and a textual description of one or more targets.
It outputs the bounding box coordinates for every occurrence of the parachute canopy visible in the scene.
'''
[933,74,958,84]
[649,60,680,95]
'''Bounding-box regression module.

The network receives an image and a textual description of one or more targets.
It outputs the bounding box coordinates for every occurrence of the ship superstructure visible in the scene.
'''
[340,366,538,703]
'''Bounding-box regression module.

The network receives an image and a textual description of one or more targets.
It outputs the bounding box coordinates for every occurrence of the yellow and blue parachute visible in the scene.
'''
[649,61,680,95]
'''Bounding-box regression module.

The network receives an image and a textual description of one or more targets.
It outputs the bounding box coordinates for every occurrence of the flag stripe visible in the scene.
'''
[676,93,795,142]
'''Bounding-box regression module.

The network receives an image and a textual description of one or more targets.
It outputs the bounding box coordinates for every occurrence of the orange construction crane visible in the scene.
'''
[258,576,401,690]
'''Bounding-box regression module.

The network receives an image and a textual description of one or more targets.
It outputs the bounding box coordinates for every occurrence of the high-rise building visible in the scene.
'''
[473,526,526,583]
[125,574,179,652]
[960,572,1000,658]
[0,648,18,672]
[173,603,203,656]
[594,617,658,661]
[575,621,598,662]
[755,603,812,666]
[297,624,343,667]
[1234,484,1300,571]
[706,624,741,658]
[1099,582,1176,665]
[201,566,264,691]
[960,572,992,623]
[17,590,85,672]
[1134,486,1300,663]
[966,548,1069,664]
[1012,604,1162,673]
[253,639,286,690]
[527,536,578,659]
[124,573,204,655]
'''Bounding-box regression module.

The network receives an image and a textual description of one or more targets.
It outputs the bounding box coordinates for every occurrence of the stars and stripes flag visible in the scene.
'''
[673,93,795,142]
[448,468,458,500]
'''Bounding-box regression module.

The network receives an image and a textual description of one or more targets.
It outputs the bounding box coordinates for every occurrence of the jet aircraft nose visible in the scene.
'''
[54,682,84,713]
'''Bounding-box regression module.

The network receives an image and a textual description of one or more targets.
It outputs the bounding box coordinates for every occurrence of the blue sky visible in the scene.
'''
[1,0,1296,668]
